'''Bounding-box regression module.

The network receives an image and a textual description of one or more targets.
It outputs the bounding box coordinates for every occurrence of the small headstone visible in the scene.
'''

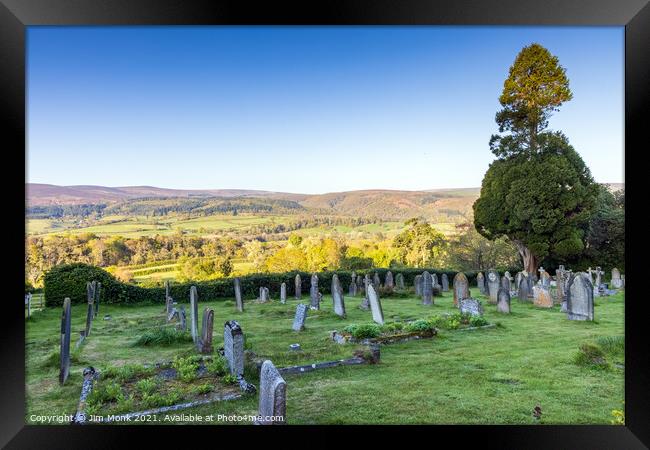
[234,278,244,312]
[421,271,433,306]
[259,286,270,303]
[414,275,423,297]
[496,288,511,313]
[517,272,531,302]
[258,360,286,425]
[349,278,358,297]
[514,272,522,292]
[476,272,486,295]
[533,286,553,308]
[292,304,308,331]
[566,273,594,321]
[555,266,567,303]
[459,298,483,317]
[223,320,244,375]
[331,274,346,318]
[432,273,440,291]
[310,274,320,310]
[373,272,381,290]
[593,267,604,296]
[486,270,500,304]
[367,284,384,325]
[384,271,394,293]
[190,286,199,344]
[280,283,287,304]
[395,273,405,290]
[453,272,470,307]
[295,274,302,299]
[501,275,511,293]
[611,268,622,289]
[59,297,72,385]
[197,308,214,354]
[441,273,449,292]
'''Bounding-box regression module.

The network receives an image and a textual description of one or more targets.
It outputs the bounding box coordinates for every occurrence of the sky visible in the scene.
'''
[27,26,624,194]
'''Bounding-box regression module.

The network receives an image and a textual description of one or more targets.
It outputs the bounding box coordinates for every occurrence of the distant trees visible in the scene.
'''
[177,255,233,282]
[448,223,520,271]
[392,218,448,268]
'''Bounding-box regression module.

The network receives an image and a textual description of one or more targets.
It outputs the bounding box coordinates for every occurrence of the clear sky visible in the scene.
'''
[27,26,624,194]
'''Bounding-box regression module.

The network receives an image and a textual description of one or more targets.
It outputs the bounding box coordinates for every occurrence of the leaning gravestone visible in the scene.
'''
[197,308,214,354]
[459,298,483,317]
[384,271,394,293]
[331,274,346,318]
[496,288,510,313]
[501,275,511,293]
[292,304,308,331]
[611,268,622,289]
[59,297,72,384]
[414,275,423,297]
[453,272,470,307]
[441,273,449,292]
[395,273,405,290]
[257,360,287,425]
[373,272,381,290]
[486,270,500,304]
[234,278,243,312]
[295,274,302,299]
[421,271,433,306]
[190,286,199,344]
[280,283,287,304]
[533,286,553,308]
[310,274,320,310]
[476,272,486,295]
[224,320,244,376]
[179,305,186,332]
[367,284,384,325]
[566,273,594,321]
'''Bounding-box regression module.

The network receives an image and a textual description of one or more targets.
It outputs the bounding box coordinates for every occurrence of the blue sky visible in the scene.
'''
[27,26,624,194]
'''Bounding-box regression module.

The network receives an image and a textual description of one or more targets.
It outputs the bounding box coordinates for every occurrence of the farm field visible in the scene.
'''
[25,289,624,425]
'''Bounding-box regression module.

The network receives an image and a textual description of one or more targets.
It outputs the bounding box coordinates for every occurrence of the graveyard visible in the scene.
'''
[25,270,625,425]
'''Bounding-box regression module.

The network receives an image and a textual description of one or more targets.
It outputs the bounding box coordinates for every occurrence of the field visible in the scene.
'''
[25,288,624,425]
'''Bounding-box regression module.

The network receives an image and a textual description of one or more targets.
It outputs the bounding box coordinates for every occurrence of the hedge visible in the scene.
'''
[43,263,520,307]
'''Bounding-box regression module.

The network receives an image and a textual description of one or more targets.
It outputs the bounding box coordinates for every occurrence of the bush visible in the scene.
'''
[404,319,434,333]
[102,364,154,383]
[206,356,228,376]
[135,377,159,396]
[469,316,489,327]
[172,355,199,382]
[343,323,382,339]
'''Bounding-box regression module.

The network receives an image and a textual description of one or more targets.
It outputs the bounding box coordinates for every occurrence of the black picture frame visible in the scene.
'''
[3,0,647,447]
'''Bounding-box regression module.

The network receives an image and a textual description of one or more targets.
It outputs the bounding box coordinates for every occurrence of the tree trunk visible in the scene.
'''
[514,240,538,275]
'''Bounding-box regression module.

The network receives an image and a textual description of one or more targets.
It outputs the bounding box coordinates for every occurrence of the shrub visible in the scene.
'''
[469,316,489,327]
[135,377,159,396]
[343,323,382,339]
[192,383,214,395]
[380,322,404,333]
[222,374,238,385]
[596,336,624,357]
[172,355,199,382]
[206,356,228,376]
[133,327,193,347]
[102,364,154,383]
[404,319,434,333]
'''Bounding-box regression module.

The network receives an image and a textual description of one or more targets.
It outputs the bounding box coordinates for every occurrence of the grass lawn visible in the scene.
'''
[25,288,624,425]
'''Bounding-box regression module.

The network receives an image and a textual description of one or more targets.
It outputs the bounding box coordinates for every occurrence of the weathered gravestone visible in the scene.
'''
[367,284,384,325]
[331,274,346,318]
[357,275,364,292]
[258,287,270,303]
[555,266,566,303]
[566,273,594,321]
[593,267,604,295]
[164,280,172,314]
[441,273,449,292]
[514,272,522,292]
[349,278,358,296]
[292,304,308,331]
[395,273,405,290]
[453,272,470,307]
[421,271,433,306]
[486,270,500,304]
[476,272,486,295]
[190,286,199,344]
[533,286,553,308]
[224,320,244,376]
[280,283,287,304]
[384,271,394,293]
[360,276,370,309]
[538,267,551,289]
[179,305,186,331]
[501,275,511,293]
[59,297,72,384]
[373,272,381,290]
[310,274,320,310]
[459,298,483,317]
[257,360,286,425]
[432,273,440,292]
[197,308,214,354]
[234,278,243,312]
[517,272,532,302]
[611,268,622,288]
[294,274,302,299]
[84,282,95,338]
[414,274,423,297]
[497,288,511,313]
[93,281,101,318]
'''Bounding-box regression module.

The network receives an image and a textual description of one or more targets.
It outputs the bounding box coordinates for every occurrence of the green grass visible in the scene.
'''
[25,289,624,424]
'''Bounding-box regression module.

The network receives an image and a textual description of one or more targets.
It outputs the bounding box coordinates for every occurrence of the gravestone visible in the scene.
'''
[349,278,358,297]
[459,298,483,317]
[441,273,449,292]
[25,293,31,318]
[611,268,622,288]
[367,284,384,325]
[384,271,394,293]
[93,281,101,318]
[165,280,170,300]
[310,274,320,310]
[593,267,604,295]
[421,271,433,306]
[179,305,186,331]
[258,360,286,425]
[517,272,532,302]
[486,270,500,304]
[234,278,243,312]
[373,272,381,290]
[190,286,199,344]
[280,283,287,304]
[560,301,568,313]
[496,288,511,313]
[504,271,512,281]
[331,274,346,318]
[395,273,405,290]
[414,275,423,297]
[295,274,302,299]
[432,273,440,291]
[566,273,594,321]
[501,275,511,293]
[533,286,553,308]
[555,266,566,303]
[197,308,214,354]
[84,282,95,337]
[259,287,270,303]
[360,276,370,310]
[514,272,522,292]
[59,297,72,384]
[357,275,364,293]
[453,272,470,307]
[476,272,486,295]
[292,304,308,331]
[538,267,551,289]
[224,320,244,376]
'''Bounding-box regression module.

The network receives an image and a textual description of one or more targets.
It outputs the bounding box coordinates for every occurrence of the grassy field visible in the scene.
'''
[25,287,624,425]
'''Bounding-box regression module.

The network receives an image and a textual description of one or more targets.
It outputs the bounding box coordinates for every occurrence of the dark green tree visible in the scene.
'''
[474,44,598,274]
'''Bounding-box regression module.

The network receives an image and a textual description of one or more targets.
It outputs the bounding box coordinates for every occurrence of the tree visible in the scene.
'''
[474,44,598,274]
[392,218,448,268]
[449,223,520,271]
